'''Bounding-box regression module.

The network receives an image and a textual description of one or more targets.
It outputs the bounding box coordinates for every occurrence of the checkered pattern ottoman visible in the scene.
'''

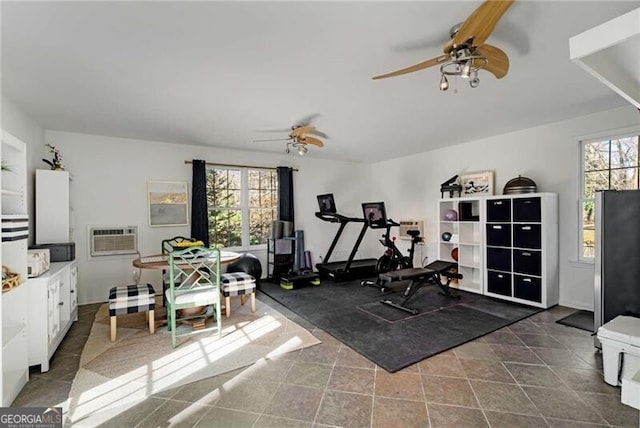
[108,284,156,341]
[221,272,256,318]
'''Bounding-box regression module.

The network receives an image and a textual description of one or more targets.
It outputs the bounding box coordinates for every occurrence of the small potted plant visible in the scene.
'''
[43,143,64,170]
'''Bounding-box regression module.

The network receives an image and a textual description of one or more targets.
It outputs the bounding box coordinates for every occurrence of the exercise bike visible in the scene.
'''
[374,219,422,273]
[360,203,423,292]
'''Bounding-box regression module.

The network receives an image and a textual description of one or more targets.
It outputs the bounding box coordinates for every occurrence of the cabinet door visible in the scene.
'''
[59,267,71,326]
[47,279,61,346]
[69,263,78,315]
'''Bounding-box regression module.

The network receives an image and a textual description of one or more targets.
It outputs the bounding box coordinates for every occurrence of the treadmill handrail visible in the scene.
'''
[315,211,366,224]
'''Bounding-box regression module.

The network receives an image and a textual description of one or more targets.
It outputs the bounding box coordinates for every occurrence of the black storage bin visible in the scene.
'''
[513,249,542,276]
[486,224,511,247]
[513,197,541,222]
[486,199,511,222]
[514,275,542,302]
[487,247,512,272]
[487,270,512,296]
[513,224,542,249]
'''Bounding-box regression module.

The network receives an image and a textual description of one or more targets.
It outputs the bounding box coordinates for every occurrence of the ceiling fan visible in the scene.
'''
[254,114,328,156]
[372,0,515,91]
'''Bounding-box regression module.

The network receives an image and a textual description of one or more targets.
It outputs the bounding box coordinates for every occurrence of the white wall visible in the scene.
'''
[45,131,373,304]
[7,95,640,310]
[370,105,640,310]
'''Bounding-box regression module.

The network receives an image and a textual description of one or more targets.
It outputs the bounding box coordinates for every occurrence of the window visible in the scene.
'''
[206,167,278,249]
[580,134,639,259]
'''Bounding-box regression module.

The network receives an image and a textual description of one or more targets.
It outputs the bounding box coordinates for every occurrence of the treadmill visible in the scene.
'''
[315,194,377,281]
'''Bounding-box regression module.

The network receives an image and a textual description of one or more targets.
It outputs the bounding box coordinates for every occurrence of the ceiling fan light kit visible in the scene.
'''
[438,48,489,91]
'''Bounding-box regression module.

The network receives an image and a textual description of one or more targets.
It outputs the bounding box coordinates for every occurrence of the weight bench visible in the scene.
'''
[379,260,462,315]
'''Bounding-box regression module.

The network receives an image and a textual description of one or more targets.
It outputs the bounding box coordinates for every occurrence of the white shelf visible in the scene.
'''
[437,197,485,295]
[2,324,23,349]
[1,130,29,406]
[1,189,22,197]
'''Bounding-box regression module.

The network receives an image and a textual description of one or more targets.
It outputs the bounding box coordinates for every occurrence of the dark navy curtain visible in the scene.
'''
[277,166,294,228]
[191,159,210,247]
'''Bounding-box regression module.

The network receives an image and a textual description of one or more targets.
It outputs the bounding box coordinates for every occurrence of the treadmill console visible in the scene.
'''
[362,201,387,229]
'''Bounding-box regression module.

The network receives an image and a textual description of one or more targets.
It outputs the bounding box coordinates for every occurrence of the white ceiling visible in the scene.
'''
[2,1,638,163]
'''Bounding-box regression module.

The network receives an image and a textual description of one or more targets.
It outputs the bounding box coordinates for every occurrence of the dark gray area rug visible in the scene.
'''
[259,277,543,372]
[556,309,594,332]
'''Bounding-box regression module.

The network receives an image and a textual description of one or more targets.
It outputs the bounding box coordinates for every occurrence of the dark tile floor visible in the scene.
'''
[12,293,640,428]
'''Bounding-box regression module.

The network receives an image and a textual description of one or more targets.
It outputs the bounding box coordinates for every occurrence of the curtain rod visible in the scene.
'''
[184,160,298,172]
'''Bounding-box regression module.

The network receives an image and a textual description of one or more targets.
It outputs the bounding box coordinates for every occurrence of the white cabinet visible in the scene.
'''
[1,130,29,406]
[437,198,484,294]
[27,261,78,372]
[484,193,559,308]
[35,169,71,244]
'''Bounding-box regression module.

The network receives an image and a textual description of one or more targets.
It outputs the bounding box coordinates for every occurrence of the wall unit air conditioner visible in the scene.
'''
[399,220,424,239]
[89,226,138,256]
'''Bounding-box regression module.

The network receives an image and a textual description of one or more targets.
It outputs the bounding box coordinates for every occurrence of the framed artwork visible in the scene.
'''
[460,171,494,197]
[148,181,189,227]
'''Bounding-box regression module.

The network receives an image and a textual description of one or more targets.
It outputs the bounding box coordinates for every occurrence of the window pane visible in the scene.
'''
[249,208,275,245]
[610,136,639,169]
[582,200,595,258]
[584,140,610,172]
[208,208,242,247]
[584,170,609,199]
[610,167,639,190]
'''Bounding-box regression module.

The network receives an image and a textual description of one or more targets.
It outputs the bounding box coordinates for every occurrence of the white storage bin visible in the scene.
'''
[622,368,640,410]
[597,315,640,386]
[27,248,50,277]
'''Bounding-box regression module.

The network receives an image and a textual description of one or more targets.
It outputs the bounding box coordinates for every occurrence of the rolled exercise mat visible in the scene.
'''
[294,230,305,272]
[304,250,312,271]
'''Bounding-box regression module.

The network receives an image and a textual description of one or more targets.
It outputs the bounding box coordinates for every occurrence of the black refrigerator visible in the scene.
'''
[594,189,640,345]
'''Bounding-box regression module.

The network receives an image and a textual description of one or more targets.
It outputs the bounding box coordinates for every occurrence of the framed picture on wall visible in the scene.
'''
[460,171,494,197]
[148,180,189,227]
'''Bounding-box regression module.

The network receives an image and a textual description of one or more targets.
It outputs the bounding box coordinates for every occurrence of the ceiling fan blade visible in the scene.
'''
[290,125,316,138]
[372,54,449,80]
[476,44,509,78]
[294,113,321,128]
[301,136,324,147]
[255,128,292,133]
[445,0,515,53]
[309,129,329,139]
[253,137,291,142]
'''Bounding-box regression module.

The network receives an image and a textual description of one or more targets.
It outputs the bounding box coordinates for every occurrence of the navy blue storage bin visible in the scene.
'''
[487,247,512,272]
[513,249,541,276]
[487,270,512,296]
[514,275,542,302]
[513,197,541,222]
[486,199,511,222]
[513,224,541,249]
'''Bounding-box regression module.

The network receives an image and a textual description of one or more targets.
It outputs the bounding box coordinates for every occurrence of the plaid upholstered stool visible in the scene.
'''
[108,284,156,341]
[220,272,256,318]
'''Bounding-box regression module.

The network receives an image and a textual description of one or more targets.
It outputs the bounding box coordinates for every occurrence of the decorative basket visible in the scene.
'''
[2,265,21,292]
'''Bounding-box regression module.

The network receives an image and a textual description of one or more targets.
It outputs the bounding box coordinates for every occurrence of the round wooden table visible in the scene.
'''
[132,250,241,270]
[132,250,241,327]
